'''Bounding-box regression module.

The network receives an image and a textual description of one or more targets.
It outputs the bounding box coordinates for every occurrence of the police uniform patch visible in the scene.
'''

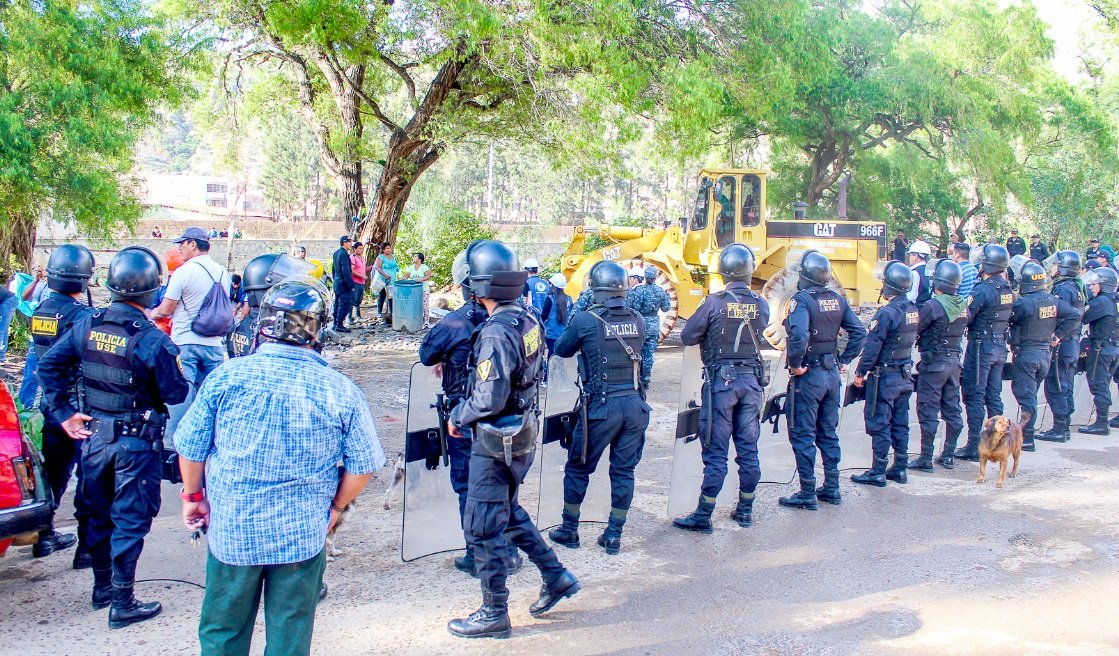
[785,299,797,318]
[175,355,185,375]
[726,303,759,320]
[31,316,59,337]
[819,298,840,312]
[869,319,878,330]
[1000,294,1014,305]
[1039,305,1057,319]
[905,311,919,325]
[89,330,128,355]
[477,359,495,381]
[523,326,541,356]
[968,296,975,306]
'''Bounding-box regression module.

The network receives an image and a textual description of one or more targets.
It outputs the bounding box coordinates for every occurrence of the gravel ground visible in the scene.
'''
[1,322,1118,656]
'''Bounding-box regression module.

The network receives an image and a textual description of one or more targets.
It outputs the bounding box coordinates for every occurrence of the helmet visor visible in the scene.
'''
[1008,254,1032,281]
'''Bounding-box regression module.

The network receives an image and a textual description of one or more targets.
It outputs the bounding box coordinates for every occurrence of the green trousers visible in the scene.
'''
[198,549,327,656]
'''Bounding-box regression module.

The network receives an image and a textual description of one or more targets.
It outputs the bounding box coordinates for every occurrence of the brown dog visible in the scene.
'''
[978,414,1025,489]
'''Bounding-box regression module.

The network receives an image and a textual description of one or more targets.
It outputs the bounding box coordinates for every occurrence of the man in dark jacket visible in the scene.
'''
[332,236,355,333]
[891,230,909,263]
[1006,230,1026,257]
[1029,234,1050,262]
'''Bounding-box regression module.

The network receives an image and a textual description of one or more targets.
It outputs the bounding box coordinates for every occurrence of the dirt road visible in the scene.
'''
[2,328,1118,656]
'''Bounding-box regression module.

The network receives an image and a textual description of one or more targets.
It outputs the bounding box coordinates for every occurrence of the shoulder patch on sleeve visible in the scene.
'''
[869,319,878,331]
[785,299,797,318]
[967,295,974,306]
[477,359,496,382]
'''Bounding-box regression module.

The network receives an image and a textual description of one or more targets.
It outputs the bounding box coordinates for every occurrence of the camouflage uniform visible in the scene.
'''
[569,288,595,322]
[625,281,671,386]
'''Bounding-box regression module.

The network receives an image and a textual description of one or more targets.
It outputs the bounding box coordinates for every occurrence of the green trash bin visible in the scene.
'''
[392,280,424,332]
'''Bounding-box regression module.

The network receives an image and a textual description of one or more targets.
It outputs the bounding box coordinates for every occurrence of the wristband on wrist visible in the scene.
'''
[180,488,205,502]
[331,501,345,513]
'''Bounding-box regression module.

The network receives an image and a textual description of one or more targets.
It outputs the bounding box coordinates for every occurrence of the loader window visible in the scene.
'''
[715,176,736,247]
[741,175,762,227]
[691,184,709,230]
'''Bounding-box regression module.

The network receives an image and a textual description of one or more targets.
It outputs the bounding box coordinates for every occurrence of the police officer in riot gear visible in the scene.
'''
[851,262,919,486]
[909,259,968,471]
[447,240,578,639]
[625,266,671,388]
[956,244,1015,461]
[1007,259,1081,450]
[673,244,770,531]
[779,250,867,509]
[549,260,650,552]
[230,254,284,357]
[30,245,95,564]
[1038,251,1088,442]
[1077,267,1119,435]
[419,250,520,577]
[38,246,189,628]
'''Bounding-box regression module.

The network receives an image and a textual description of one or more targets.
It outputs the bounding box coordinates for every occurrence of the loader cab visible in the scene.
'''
[684,169,767,267]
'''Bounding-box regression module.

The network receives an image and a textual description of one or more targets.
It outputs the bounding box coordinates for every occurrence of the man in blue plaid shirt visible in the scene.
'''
[176,278,384,656]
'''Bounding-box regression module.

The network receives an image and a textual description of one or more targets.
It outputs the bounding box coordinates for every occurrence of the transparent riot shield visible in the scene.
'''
[836,364,873,471]
[536,355,611,529]
[1070,373,1097,426]
[667,346,794,518]
[401,363,465,562]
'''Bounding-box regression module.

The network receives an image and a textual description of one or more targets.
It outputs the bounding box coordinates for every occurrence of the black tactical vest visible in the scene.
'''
[701,289,765,368]
[913,265,932,307]
[1011,291,1058,350]
[918,302,968,360]
[229,307,259,358]
[31,294,90,358]
[1052,278,1086,341]
[971,276,1015,339]
[883,298,920,363]
[792,288,844,357]
[585,305,643,397]
[485,305,544,415]
[80,310,156,414]
[1088,293,1119,345]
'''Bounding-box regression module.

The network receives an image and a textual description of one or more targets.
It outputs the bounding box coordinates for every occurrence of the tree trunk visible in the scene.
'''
[356,133,443,253]
[1,213,37,277]
[339,160,364,230]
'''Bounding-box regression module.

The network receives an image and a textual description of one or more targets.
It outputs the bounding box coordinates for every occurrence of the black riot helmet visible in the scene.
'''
[1090,266,1119,294]
[796,250,831,290]
[719,243,756,282]
[241,253,312,308]
[880,261,913,298]
[930,258,962,295]
[464,240,526,302]
[978,243,1010,275]
[257,277,330,347]
[1054,250,1081,278]
[106,246,162,307]
[588,261,628,304]
[46,244,95,294]
[1018,259,1049,294]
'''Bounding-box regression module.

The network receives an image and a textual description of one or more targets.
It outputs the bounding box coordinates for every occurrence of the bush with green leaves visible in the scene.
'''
[394,207,496,289]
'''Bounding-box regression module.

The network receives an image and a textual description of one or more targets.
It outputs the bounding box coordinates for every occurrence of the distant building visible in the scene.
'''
[140,174,268,217]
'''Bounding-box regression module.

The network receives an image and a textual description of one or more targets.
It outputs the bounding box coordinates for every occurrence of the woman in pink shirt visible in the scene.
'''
[350,242,368,323]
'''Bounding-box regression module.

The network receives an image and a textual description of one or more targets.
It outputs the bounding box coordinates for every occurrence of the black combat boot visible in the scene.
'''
[454,547,477,577]
[548,507,581,548]
[1022,431,1036,452]
[1036,416,1070,442]
[597,509,626,555]
[1110,414,1119,428]
[73,548,93,570]
[814,469,842,505]
[730,492,754,526]
[954,438,981,462]
[91,567,113,610]
[507,550,524,574]
[852,457,888,487]
[107,584,162,629]
[673,496,716,533]
[885,455,908,484]
[909,434,935,472]
[529,569,581,617]
[778,478,819,510]
[448,592,511,639]
[1079,415,1111,436]
[935,453,955,470]
[32,530,76,558]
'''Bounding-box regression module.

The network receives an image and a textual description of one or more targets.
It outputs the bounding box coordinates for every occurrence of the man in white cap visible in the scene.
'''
[523,258,548,313]
[906,239,933,307]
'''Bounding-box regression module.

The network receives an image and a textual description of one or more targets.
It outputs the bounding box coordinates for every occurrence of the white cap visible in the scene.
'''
[524,258,540,269]
[907,240,932,256]
[549,273,567,288]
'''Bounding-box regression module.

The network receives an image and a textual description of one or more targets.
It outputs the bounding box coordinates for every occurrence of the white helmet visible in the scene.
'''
[549,273,567,288]
[907,240,932,257]
[524,257,540,270]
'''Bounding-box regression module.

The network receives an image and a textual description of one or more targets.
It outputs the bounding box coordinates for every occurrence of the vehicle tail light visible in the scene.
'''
[11,456,36,501]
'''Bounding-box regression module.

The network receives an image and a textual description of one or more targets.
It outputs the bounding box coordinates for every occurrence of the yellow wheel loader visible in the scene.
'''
[559,168,889,343]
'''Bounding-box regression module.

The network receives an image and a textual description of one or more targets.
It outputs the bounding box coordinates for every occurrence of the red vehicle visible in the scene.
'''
[0,384,52,557]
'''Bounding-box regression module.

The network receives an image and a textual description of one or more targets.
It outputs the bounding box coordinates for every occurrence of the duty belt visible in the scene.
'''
[920,350,961,363]
[803,353,838,367]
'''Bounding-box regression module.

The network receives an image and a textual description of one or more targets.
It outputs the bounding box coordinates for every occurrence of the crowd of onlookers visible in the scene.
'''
[891,229,1118,276]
